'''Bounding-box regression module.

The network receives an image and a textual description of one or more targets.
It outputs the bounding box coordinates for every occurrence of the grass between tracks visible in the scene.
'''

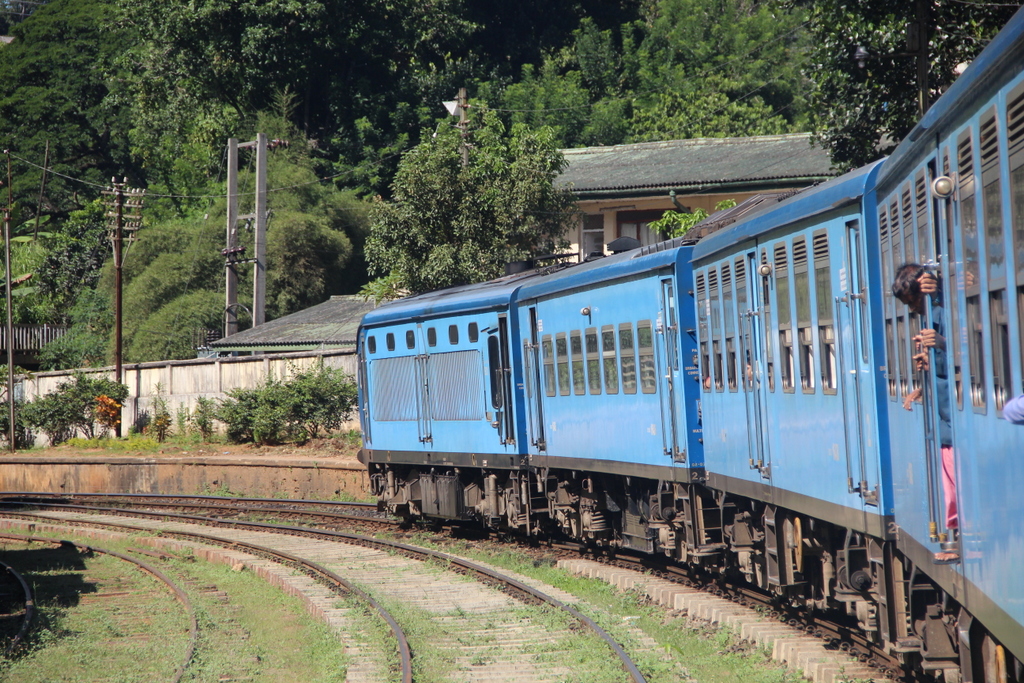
[395,533,806,683]
[0,532,349,683]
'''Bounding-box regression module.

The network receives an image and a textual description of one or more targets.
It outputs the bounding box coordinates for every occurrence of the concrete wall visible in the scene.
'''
[0,455,370,500]
[19,349,359,445]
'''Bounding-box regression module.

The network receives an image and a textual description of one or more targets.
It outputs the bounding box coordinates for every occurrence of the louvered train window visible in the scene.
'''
[722,264,738,391]
[979,110,1011,411]
[793,238,815,393]
[696,272,710,389]
[1009,82,1024,400]
[775,244,795,392]
[959,128,987,409]
[735,259,752,392]
[814,232,836,394]
[710,268,724,391]
[880,207,898,399]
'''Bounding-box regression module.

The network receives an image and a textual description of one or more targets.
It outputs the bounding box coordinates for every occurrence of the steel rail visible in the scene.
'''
[0,532,198,683]
[0,502,646,682]
[0,559,33,655]
[0,512,414,683]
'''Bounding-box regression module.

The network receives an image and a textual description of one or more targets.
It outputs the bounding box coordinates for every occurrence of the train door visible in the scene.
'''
[413,323,433,444]
[523,306,547,452]
[658,277,684,461]
[487,315,516,446]
[836,221,878,505]
[743,251,771,478]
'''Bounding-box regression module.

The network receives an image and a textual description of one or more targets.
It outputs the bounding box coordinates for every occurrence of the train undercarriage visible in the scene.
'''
[369,461,1021,683]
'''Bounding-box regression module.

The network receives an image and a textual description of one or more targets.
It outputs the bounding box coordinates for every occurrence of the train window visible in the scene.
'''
[586,328,601,395]
[890,200,902,272]
[942,149,965,409]
[427,328,437,347]
[901,184,915,264]
[386,332,395,352]
[488,336,503,409]
[619,324,637,394]
[915,171,930,260]
[1009,82,1024,395]
[793,238,814,393]
[468,322,479,343]
[735,259,752,392]
[637,321,657,394]
[896,313,909,397]
[761,250,775,392]
[367,336,377,354]
[571,331,586,395]
[448,325,459,345]
[908,307,922,393]
[542,335,556,397]
[723,265,737,391]
[556,333,570,396]
[696,272,710,388]
[990,292,1011,409]
[814,232,836,394]
[959,129,987,409]
[982,110,1010,410]
[709,268,724,391]
[406,330,415,349]
[602,326,619,394]
[775,244,795,392]
[880,207,898,399]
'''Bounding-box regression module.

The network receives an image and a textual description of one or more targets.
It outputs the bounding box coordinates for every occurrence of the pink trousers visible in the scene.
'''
[941,445,958,530]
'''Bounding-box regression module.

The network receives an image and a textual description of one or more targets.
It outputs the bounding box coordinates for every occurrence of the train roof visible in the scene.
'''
[516,241,685,301]
[691,159,885,263]
[876,6,1024,193]
[360,269,544,326]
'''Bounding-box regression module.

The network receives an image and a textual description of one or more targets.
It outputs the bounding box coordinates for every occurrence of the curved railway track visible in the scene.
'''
[0,532,199,681]
[0,494,906,681]
[0,558,33,655]
[0,500,651,683]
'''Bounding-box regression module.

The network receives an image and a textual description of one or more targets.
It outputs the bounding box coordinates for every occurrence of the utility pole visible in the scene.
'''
[223,133,268,336]
[3,151,14,452]
[102,179,144,436]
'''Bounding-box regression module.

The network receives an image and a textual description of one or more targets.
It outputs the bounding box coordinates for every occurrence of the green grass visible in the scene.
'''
[0,533,351,682]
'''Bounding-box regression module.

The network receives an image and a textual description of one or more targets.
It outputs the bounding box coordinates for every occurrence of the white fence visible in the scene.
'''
[18,350,359,444]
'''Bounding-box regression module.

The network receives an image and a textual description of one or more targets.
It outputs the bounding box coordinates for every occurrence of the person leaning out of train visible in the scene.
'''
[893,263,959,564]
[1004,394,1024,425]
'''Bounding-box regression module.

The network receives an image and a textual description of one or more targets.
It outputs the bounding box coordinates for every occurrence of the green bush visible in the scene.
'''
[0,401,35,449]
[22,373,129,445]
[191,396,217,441]
[216,364,357,446]
[285,364,358,442]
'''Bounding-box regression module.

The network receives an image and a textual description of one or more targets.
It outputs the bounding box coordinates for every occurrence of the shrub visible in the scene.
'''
[22,373,129,445]
[0,401,35,449]
[216,364,358,445]
[191,396,217,442]
[150,386,172,443]
[285,364,358,442]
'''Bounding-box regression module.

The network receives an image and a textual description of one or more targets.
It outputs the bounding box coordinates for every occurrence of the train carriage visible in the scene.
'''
[871,8,1024,664]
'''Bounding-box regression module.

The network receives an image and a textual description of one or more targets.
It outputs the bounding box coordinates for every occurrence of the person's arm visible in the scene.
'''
[1003,395,1024,425]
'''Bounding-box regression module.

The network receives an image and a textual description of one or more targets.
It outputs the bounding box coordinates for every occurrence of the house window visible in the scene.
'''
[582,214,604,259]
[617,211,663,247]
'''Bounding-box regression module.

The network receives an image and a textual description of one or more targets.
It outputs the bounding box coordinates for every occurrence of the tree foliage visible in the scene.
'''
[793,0,1020,170]
[367,111,578,293]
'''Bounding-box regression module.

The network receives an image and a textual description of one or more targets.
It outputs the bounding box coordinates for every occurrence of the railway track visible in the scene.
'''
[0,494,905,682]
[0,502,653,682]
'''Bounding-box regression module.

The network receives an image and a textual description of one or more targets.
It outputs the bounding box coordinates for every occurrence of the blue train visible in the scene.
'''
[358,8,1024,678]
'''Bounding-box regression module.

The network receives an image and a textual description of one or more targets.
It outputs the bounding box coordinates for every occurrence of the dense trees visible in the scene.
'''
[794,0,1021,170]
[1,0,1020,366]
[367,112,578,293]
